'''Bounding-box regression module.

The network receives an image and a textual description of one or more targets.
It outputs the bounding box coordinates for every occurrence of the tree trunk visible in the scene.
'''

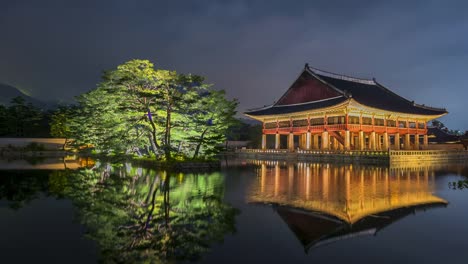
[192,128,208,159]
[164,106,172,161]
[147,112,160,156]
[148,135,158,156]
[62,138,68,151]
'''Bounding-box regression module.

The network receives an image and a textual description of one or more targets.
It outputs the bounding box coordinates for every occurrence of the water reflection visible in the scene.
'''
[247,161,449,251]
[0,156,94,170]
[0,162,238,263]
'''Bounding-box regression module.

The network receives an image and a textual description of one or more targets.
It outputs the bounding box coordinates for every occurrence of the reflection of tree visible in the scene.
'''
[63,164,239,263]
[449,179,468,190]
[0,170,50,209]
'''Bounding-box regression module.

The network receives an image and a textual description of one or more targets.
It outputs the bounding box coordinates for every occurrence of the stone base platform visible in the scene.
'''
[236,149,468,164]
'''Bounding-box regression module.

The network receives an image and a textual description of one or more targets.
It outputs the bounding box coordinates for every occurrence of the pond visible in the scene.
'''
[0,157,467,263]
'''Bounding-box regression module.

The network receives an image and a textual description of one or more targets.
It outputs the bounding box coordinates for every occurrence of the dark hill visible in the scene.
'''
[0,83,47,108]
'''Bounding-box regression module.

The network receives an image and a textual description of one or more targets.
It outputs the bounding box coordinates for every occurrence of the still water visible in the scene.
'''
[0,158,467,263]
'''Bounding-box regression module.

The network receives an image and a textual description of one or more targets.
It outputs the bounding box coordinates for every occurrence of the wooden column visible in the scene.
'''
[306,132,311,150]
[423,134,428,148]
[344,130,351,151]
[358,131,364,151]
[395,133,400,150]
[275,133,280,150]
[370,131,376,151]
[404,134,411,150]
[321,131,329,150]
[313,134,319,150]
[288,133,294,151]
[415,134,420,150]
[261,134,267,150]
[383,132,389,150]
[378,133,382,150]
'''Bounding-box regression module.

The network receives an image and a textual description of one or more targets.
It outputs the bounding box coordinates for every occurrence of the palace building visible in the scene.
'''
[244,64,448,151]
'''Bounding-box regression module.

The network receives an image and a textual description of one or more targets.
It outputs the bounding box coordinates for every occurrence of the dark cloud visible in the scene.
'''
[1,0,467,129]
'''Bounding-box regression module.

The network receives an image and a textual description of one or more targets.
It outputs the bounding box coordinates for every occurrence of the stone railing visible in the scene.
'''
[389,149,468,162]
[237,149,388,156]
[236,148,468,163]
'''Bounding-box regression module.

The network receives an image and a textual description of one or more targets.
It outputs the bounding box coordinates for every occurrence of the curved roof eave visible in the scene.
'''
[348,99,448,120]
[244,96,349,120]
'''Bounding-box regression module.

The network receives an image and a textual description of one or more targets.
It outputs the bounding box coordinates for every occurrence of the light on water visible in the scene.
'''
[0,158,467,263]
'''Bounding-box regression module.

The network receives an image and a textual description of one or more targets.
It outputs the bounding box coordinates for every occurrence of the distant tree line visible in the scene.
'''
[50,59,239,160]
[0,96,50,137]
[226,120,263,148]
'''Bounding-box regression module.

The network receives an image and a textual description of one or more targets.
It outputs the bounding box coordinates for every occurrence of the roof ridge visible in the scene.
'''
[412,102,447,111]
[306,64,376,85]
[273,95,345,107]
[373,80,447,112]
[245,104,273,112]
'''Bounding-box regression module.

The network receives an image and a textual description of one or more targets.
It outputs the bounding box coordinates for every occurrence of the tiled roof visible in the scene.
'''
[311,68,447,115]
[245,65,448,117]
[245,96,347,116]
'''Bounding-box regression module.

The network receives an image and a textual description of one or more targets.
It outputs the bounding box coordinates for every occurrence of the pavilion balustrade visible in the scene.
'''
[261,117,428,152]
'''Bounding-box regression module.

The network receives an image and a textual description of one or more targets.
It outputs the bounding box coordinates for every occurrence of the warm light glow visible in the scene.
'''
[248,161,447,224]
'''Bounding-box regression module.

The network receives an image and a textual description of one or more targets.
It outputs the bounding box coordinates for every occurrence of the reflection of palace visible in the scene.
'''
[247,161,448,251]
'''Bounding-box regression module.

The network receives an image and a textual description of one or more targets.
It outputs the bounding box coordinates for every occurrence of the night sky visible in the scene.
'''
[1,0,467,129]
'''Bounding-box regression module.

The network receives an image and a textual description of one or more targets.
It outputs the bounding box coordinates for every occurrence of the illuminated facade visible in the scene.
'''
[245,65,448,151]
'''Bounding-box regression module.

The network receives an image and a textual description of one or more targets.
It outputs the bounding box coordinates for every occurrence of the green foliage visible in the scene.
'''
[0,104,8,136]
[183,90,239,159]
[50,105,74,149]
[0,96,46,137]
[66,59,238,160]
[226,121,263,148]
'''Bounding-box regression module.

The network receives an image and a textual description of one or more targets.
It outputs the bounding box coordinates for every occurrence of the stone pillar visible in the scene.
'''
[313,134,319,150]
[275,133,280,150]
[358,131,364,150]
[370,131,376,151]
[344,130,351,150]
[415,134,420,150]
[288,133,294,151]
[261,134,267,150]
[423,134,428,148]
[321,131,329,150]
[404,134,411,150]
[383,132,389,150]
[306,132,311,150]
[395,133,400,150]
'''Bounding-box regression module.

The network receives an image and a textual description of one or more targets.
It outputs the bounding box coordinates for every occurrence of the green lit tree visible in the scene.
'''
[183,90,239,159]
[67,59,237,160]
[50,105,75,149]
